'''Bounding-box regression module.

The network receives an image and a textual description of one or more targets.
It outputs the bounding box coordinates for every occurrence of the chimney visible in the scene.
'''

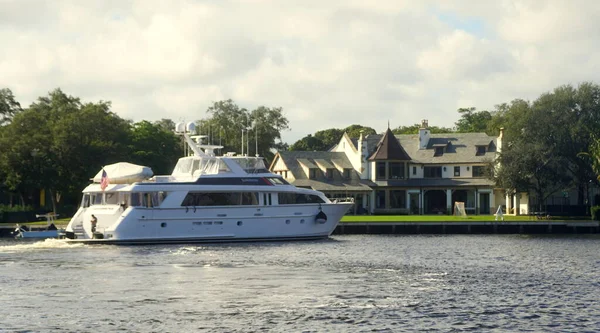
[419,119,430,150]
[497,127,504,153]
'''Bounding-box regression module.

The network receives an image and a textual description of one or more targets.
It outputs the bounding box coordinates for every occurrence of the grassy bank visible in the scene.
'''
[340,215,583,222]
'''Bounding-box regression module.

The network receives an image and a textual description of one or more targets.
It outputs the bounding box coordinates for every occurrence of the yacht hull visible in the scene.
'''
[65,202,352,245]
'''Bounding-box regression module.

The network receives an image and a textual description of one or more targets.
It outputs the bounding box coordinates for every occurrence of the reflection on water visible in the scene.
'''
[1,235,599,332]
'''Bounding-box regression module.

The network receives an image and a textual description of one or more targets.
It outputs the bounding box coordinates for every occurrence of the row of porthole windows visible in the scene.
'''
[160,219,307,228]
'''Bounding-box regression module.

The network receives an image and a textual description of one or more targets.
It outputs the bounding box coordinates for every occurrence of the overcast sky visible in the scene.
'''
[2,0,600,144]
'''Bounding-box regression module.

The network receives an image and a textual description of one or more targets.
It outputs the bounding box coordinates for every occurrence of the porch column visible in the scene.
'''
[475,189,479,215]
[446,189,452,214]
[420,189,424,215]
[513,193,520,215]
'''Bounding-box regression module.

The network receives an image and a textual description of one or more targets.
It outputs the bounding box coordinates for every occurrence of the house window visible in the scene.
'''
[376,162,386,180]
[434,147,444,156]
[326,168,334,179]
[343,168,351,179]
[476,146,486,156]
[390,190,406,208]
[309,169,317,179]
[454,166,460,177]
[389,162,404,179]
[424,166,442,178]
[472,166,485,177]
[412,166,416,175]
[376,190,386,208]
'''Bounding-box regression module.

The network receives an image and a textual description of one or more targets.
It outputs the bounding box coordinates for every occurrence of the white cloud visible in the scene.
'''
[1,0,600,145]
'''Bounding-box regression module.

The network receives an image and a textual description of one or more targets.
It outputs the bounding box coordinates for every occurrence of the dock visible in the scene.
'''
[333,221,600,235]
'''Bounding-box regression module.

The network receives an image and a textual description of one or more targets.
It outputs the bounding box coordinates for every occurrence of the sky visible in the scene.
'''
[2,0,600,144]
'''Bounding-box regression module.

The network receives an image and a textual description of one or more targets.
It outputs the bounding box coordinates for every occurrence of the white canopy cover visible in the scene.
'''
[93,162,153,184]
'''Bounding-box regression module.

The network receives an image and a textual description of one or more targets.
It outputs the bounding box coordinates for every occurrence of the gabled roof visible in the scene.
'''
[368,128,411,161]
[365,132,498,164]
[297,158,317,169]
[271,151,369,192]
[314,159,334,169]
[332,158,353,169]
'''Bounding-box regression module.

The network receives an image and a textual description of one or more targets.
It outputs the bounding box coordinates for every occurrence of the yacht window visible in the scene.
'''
[278,193,325,204]
[105,193,119,205]
[182,192,259,206]
[158,191,169,205]
[241,192,258,205]
[262,193,272,206]
[130,193,142,207]
[267,177,288,185]
[81,194,91,208]
[91,193,103,206]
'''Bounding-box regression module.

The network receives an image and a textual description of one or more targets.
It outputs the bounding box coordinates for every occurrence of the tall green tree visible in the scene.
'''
[0,88,22,126]
[129,121,183,175]
[198,99,289,162]
[290,124,377,151]
[0,89,132,211]
[289,134,328,151]
[392,124,453,134]
[454,107,493,134]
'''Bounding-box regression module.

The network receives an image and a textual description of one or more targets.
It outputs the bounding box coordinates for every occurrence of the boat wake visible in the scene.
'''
[0,238,86,252]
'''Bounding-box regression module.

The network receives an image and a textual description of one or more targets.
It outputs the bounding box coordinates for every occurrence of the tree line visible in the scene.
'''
[2,82,600,214]
[0,90,290,212]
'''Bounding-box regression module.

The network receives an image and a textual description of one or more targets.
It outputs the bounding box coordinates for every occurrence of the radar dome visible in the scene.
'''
[186,122,196,133]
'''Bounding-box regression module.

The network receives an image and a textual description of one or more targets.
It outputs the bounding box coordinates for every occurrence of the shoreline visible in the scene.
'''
[1,220,598,238]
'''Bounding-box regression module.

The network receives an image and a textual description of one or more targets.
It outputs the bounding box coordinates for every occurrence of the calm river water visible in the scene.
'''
[1,235,599,332]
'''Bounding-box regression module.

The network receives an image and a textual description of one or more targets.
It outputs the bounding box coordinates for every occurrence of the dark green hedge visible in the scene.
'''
[591,206,600,221]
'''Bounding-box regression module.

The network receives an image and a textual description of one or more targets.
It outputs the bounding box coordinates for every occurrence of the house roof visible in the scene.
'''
[273,151,369,191]
[292,179,374,192]
[365,132,498,164]
[314,159,334,169]
[332,158,353,169]
[297,158,317,169]
[373,178,495,187]
[368,128,411,161]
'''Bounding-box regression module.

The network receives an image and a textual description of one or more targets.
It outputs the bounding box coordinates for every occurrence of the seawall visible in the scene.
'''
[333,221,600,235]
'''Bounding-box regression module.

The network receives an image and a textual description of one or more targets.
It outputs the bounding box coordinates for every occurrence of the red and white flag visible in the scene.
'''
[100,169,109,191]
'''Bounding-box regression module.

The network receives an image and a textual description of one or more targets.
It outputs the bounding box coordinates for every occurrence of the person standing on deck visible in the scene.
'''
[91,215,98,233]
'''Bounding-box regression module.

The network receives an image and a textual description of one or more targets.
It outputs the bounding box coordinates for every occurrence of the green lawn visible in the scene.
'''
[340,215,580,222]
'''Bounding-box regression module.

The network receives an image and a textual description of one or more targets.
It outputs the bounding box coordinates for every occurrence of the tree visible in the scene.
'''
[289,134,327,151]
[154,118,176,132]
[454,107,493,134]
[290,124,377,151]
[198,99,290,162]
[0,89,132,211]
[129,121,183,175]
[341,124,377,139]
[0,88,22,126]
[392,124,453,134]
[313,128,344,149]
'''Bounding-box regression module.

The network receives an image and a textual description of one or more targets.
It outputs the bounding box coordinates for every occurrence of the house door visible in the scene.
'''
[479,193,490,214]
[409,193,420,215]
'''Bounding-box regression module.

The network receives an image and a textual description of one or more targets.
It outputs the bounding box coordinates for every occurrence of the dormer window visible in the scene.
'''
[309,169,317,179]
[476,146,486,156]
[434,147,444,156]
[326,168,334,179]
[343,168,351,179]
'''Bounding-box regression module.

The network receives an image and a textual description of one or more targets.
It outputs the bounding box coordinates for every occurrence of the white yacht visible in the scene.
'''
[64,123,352,244]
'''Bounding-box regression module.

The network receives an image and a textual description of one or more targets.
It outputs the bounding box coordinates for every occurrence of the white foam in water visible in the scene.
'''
[0,238,86,252]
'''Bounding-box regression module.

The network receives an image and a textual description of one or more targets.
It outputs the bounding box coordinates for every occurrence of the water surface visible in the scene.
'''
[1,235,599,332]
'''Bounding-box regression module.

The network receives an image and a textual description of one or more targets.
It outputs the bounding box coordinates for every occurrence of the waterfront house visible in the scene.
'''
[271,120,512,215]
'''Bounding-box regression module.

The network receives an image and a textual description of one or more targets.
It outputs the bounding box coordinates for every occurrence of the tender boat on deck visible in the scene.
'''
[64,123,352,244]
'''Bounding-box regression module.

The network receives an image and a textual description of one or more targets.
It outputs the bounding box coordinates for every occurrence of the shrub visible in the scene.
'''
[0,204,34,213]
[591,206,600,221]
